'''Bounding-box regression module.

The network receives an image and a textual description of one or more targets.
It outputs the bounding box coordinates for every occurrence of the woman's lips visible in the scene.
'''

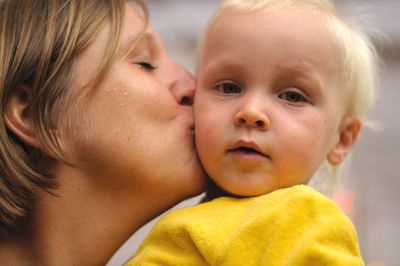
[189,127,196,149]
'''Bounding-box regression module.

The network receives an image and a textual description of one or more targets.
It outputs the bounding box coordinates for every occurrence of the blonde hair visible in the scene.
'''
[201,0,379,194]
[0,0,148,234]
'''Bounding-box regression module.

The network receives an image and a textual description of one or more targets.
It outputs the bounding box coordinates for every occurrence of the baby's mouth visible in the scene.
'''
[228,145,270,160]
[233,146,264,156]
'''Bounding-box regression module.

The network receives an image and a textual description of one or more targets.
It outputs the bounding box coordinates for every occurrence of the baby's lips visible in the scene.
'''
[230,139,268,158]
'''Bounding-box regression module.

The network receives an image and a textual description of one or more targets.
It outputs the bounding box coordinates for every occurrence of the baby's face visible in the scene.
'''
[195,7,351,196]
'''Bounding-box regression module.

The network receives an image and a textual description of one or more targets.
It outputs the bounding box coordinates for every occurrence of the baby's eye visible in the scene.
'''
[136,62,157,72]
[215,82,242,94]
[278,90,307,103]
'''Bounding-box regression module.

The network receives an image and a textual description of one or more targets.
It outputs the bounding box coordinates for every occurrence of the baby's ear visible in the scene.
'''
[3,85,41,149]
[327,116,361,165]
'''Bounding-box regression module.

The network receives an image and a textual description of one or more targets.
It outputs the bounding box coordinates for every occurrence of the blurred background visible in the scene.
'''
[108,1,400,265]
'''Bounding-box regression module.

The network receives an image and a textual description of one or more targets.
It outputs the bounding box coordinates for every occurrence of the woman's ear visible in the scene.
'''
[3,85,41,149]
[327,117,361,165]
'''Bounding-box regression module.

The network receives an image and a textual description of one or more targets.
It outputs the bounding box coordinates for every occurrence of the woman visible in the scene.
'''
[0,0,206,264]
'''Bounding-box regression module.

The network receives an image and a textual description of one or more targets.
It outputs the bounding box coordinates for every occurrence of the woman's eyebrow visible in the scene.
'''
[120,31,151,57]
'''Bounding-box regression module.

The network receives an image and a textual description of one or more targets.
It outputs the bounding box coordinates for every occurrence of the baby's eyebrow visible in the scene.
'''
[273,65,325,94]
[202,57,243,72]
[276,63,322,80]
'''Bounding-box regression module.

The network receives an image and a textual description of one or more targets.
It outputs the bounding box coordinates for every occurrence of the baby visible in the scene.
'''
[128,0,378,265]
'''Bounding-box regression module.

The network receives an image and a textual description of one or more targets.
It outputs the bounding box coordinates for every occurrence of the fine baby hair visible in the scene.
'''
[198,0,379,194]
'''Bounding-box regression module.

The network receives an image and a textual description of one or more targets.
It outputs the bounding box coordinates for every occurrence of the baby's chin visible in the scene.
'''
[224,187,274,198]
[219,180,302,198]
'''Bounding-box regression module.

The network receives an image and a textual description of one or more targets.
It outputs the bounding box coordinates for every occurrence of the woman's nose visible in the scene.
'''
[168,63,196,106]
[234,105,270,131]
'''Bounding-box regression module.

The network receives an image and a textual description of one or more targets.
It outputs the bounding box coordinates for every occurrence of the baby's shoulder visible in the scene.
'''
[135,186,363,265]
[159,185,350,232]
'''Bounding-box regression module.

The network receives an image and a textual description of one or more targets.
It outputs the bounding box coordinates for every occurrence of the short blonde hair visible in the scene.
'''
[0,0,148,234]
[200,0,379,193]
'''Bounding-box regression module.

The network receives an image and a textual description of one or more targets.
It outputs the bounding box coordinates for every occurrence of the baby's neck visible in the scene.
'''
[202,182,242,202]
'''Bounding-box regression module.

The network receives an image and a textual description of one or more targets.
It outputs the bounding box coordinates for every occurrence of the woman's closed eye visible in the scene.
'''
[136,62,157,72]
[214,82,242,94]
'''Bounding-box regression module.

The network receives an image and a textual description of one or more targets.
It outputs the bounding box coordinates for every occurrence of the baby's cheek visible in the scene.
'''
[195,116,220,157]
[194,104,217,138]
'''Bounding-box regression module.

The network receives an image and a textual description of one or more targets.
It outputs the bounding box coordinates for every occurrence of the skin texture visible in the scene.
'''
[195,8,360,197]
[0,3,206,265]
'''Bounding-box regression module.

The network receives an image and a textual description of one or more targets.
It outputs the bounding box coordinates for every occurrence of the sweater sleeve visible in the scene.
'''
[126,185,364,266]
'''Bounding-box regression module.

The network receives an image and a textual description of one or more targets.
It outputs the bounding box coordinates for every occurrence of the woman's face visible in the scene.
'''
[68,4,206,206]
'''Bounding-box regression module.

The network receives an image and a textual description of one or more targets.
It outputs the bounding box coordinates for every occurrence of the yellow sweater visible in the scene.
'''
[127,185,364,266]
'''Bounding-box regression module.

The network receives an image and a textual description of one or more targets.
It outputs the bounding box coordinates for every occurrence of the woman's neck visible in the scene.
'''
[0,164,159,265]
